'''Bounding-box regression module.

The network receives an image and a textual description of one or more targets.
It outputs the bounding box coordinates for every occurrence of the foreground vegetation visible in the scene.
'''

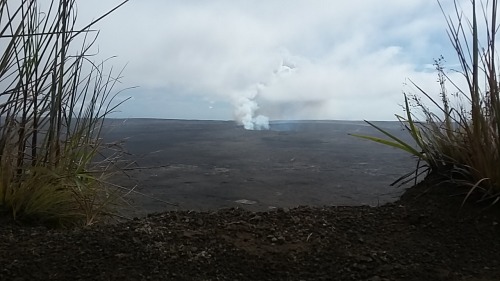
[0,0,129,227]
[353,0,500,206]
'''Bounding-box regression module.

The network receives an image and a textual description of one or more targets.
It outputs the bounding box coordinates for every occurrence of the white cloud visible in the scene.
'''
[69,0,473,121]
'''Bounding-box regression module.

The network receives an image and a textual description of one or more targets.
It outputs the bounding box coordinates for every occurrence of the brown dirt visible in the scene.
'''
[1,177,500,281]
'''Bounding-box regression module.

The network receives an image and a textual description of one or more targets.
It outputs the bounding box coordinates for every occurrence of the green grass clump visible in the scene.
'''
[0,0,129,227]
[352,0,500,205]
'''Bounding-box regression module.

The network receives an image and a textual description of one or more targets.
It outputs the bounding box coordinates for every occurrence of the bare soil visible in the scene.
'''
[1,176,499,281]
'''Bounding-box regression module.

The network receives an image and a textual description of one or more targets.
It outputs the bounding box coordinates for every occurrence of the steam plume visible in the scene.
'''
[233,58,296,130]
[234,83,269,130]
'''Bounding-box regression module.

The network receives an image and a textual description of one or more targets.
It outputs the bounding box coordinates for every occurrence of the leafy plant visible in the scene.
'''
[351,0,500,205]
[0,0,130,227]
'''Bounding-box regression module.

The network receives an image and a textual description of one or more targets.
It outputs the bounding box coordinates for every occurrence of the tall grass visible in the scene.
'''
[0,0,129,227]
[352,0,500,205]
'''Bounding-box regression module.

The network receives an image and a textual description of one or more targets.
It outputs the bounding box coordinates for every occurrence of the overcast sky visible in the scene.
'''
[68,0,470,122]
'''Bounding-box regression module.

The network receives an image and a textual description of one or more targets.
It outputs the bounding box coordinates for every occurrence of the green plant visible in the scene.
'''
[0,0,129,227]
[351,0,500,205]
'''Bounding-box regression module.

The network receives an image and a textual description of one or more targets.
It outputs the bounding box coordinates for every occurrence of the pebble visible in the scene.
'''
[250,215,262,221]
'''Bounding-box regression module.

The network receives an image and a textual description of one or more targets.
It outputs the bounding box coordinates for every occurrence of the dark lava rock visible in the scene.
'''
[1,177,499,281]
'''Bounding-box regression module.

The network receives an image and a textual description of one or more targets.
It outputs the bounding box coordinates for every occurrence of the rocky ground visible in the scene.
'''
[1,177,499,281]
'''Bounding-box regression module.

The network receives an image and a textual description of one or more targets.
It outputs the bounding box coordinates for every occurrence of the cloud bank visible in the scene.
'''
[73,0,470,122]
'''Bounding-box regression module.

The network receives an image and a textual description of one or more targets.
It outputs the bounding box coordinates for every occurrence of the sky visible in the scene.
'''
[63,0,472,125]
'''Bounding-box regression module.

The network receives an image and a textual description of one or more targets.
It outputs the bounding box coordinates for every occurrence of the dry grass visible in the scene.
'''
[352,0,500,205]
[0,0,130,227]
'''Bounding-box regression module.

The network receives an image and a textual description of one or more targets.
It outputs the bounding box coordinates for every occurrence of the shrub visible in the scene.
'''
[0,0,129,227]
[351,0,500,205]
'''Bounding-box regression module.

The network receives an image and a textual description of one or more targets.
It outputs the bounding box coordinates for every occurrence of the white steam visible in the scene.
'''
[234,83,269,130]
[233,59,296,130]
